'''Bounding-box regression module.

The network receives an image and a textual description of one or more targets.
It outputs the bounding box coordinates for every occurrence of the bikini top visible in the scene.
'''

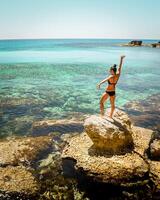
[108,79,117,85]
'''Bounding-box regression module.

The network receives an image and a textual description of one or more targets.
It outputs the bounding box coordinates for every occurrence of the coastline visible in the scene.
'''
[0,93,160,199]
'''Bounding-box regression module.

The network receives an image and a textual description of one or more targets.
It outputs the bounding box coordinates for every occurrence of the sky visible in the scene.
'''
[0,0,159,39]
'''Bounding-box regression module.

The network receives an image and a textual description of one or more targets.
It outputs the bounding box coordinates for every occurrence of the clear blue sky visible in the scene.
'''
[0,0,159,39]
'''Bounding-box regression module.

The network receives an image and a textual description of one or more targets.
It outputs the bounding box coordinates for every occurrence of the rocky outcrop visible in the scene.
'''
[129,40,142,46]
[62,129,151,185]
[121,40,143,47]
[120,40,160,48]
[84,110,133,155]
[151,43,160,48]
[62,108,160,196]
[150,139,160,160]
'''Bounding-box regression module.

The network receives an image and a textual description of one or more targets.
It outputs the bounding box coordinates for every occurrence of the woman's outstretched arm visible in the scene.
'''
[117,55,126,75]
[97,76,111,89]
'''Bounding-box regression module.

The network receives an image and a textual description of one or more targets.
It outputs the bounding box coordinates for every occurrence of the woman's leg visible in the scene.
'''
[109,95,116,118]
[100,92,109,116]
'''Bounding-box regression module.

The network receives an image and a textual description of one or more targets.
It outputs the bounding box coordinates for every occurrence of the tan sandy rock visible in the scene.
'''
[84,109,133,154]
[0,166,39,195]
[0,136,52,166]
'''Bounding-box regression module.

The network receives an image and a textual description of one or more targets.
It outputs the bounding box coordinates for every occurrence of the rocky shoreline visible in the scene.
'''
[0,122,88,200]
[62,109,160,199]
[0,94,159,200]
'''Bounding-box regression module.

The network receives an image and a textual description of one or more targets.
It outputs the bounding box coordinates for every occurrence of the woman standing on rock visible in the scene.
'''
[97,55,126,118]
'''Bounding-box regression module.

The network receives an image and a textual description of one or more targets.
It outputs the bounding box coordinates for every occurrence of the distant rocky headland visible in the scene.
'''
[120,40,160,48]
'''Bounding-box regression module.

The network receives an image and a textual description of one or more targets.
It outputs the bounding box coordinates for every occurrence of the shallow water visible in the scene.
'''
[0,39,160,137]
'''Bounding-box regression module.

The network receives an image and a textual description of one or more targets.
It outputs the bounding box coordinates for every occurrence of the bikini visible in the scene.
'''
[106,80,117,96]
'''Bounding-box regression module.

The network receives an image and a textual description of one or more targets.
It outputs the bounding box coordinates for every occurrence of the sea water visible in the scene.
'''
[0,39,159,136]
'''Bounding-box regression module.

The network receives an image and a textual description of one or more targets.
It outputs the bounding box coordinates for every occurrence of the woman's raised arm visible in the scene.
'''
[117,55,126,75]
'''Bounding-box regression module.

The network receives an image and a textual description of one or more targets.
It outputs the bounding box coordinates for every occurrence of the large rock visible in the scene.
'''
[84,109,133,154]
[62,127,153,185]
[62,109,155,187]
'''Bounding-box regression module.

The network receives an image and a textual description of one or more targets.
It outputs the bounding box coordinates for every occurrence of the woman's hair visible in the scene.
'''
[110,64,117,74]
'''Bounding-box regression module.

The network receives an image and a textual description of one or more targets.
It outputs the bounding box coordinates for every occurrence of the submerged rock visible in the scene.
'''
[84,109,133,155]
[124,94,160,131]
[0,97,44,108]
[32,118,84,136]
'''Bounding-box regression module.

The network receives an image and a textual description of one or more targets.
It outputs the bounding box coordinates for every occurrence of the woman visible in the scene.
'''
[97,55,125,118]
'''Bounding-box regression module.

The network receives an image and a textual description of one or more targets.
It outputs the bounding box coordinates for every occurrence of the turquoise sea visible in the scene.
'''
[0,39,160,137]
